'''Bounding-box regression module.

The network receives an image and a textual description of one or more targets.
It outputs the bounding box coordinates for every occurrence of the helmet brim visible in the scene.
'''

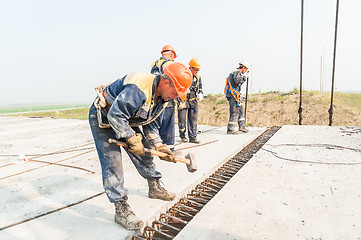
[177,90,186,101]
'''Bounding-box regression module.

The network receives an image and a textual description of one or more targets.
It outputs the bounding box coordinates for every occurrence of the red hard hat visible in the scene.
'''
[161,44,177,58]
[163,62,192,100]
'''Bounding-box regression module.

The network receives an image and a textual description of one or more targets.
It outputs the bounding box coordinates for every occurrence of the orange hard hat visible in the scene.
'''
[163,62,192,100]
[188,57,201,69]
[161,44,177,58]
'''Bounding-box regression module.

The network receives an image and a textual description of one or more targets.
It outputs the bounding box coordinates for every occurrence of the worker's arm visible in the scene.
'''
[107,84,147,139]
[197,76,204,101]
[232,71,246,87]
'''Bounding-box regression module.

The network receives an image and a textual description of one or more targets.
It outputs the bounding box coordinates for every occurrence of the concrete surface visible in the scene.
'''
[0,117,265,240]
[175,125,361,240]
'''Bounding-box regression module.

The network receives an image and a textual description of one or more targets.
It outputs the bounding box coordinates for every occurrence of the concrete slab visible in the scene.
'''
[0,117,265,239]
[175,125,361,240]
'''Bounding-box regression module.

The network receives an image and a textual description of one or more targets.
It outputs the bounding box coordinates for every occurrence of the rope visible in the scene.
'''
[262,143,361,165]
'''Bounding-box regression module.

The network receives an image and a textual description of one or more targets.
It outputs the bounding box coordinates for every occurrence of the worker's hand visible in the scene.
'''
[178,101,186,109]
[197,93,204,101]
[156,144,176,163]
[126,133,145,156]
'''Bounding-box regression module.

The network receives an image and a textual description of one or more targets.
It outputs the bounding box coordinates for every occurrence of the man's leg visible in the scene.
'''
[88,105,143,230]
[227,97,240,134]
[238,103,248,133]
[188,103,200,143]
[177,108,187,142]
[159,106,175,150]
[127,128,175,201]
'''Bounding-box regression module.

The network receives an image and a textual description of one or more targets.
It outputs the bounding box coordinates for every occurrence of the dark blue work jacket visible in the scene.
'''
[105,73,168,145]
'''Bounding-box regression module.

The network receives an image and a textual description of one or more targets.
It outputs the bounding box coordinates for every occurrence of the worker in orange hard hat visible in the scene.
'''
[177,58,204,143]
[150,44,178,152]
[151,45,177,75]
[89,62,192,230]
[224,61,250,134]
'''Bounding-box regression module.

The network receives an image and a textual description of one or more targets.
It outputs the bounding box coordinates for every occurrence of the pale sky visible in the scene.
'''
[1,0,360,105]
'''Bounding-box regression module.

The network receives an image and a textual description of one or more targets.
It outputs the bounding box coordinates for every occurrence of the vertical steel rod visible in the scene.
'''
[298,0,304,125]
[329,0,340,126]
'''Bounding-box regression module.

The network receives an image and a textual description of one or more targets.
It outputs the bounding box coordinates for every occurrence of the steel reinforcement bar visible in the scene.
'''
[133,126,281,240]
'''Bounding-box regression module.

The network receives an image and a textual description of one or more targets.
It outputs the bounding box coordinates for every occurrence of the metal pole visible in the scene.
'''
[298,0,304,125]
[329,0,340,126]
[244,75,249,124]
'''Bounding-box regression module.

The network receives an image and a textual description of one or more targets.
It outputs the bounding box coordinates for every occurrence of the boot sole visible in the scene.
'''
[149,194,175,201]
[114,216,144,230]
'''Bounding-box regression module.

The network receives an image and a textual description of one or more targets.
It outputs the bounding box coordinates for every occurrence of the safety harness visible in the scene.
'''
[151,58,171,75]
[179,75,200,109]
[94,86,112,128]
[224,77,240,102]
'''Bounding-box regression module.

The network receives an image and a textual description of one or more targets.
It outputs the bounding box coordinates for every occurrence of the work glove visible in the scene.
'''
[197,93,204,101]
[178,101,186,109]
[126,133,145,156]
[155,144,176,163]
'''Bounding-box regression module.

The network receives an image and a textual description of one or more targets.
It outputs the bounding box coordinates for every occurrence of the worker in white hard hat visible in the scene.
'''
[224,61,249,134]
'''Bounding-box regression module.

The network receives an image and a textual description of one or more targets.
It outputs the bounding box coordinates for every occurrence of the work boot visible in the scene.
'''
[147,179,176,201]
[114,198,144,230]
[181,137,188,143]
[189,138,200,144]
[239,127,249,133]
[227,130,241,135]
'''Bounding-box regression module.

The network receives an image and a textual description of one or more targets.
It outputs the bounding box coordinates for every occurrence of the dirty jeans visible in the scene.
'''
[178,103,198,140]
[88,104,162,203]
[227,96,245,132]
[159,106,175,150]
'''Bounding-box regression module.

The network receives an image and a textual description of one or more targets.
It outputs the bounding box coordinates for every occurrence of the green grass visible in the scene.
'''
[0,104,89,114]
[6,107,90,120]
[333,92,361,113]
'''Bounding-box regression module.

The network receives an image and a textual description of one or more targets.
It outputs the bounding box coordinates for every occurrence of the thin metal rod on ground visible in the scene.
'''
[0,149,96,181]
[0,191,105,231]
[176,140,218,151]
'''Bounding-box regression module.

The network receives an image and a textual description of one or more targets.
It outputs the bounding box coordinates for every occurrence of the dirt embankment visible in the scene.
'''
[197,92,361,127]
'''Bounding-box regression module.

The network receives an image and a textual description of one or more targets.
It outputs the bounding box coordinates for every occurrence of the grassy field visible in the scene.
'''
[2,91,361,126]
[0,103,89,114]
[2,105,90,120]
[198,91,361,127]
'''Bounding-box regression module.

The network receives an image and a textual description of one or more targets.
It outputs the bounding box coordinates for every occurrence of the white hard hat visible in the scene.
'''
[239,60,250,69]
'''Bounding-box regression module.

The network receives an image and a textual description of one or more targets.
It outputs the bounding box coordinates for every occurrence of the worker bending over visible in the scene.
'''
[178,57,203,143]
[89,62,192,230]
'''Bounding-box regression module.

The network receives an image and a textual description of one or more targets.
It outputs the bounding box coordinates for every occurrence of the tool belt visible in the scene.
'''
[94,86,112,129]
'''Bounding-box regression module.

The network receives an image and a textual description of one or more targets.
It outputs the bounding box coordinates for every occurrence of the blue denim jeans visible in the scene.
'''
[159,106,175,150]
[88,104,162,203]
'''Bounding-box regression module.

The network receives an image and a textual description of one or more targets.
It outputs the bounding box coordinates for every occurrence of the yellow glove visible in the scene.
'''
[155,144,176,163]
[126,133,145,156]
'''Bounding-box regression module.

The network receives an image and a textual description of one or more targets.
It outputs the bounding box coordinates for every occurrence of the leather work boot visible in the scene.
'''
[181,137,188,143]
[227,130,241,135]
[239,127,249,133]
[114,198,144,230]
[189,138,200,144]
[147,179,176,201]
